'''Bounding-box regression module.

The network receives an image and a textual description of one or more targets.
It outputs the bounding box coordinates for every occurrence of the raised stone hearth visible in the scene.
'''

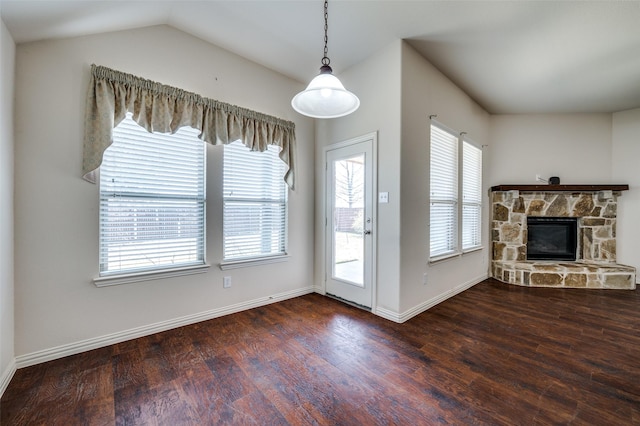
[491,185,636,289]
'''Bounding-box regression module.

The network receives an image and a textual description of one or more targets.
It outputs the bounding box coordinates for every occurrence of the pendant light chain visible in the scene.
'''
[322,0,330,66]
[290,0,360,118]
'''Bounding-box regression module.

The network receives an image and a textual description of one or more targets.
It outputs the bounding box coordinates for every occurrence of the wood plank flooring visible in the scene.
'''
[2,278,640,425]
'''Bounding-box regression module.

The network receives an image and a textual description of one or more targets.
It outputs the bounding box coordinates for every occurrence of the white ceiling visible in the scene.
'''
[2,0,639,114]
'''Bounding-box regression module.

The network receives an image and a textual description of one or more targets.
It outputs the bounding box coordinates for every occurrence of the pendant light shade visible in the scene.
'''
[291,1,360,119]
[292,65,360,119]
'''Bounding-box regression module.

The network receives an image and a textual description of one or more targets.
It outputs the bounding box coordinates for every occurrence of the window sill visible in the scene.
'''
[219,254,290,270]
[429,252,460,264]
[429,246,484,265]
[94,263,210,287]
[462,246,484,255]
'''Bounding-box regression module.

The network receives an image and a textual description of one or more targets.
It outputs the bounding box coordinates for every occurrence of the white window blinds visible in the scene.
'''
[430,122,483,260]
[430,124,459,258]
[462,140,482,250]
[99,114,206,276]
[223,141,288,261]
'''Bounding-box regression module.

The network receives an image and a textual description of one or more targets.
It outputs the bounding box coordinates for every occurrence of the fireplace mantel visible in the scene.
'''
[491,184,629,192]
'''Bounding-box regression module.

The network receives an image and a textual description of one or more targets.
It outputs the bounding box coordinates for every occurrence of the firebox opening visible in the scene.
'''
[527,217,578,261]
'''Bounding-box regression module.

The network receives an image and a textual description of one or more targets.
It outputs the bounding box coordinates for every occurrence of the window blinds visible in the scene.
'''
[462,140,482,250]
[99,114,206,275]
[223,141,288,261]
[430,124,459,258]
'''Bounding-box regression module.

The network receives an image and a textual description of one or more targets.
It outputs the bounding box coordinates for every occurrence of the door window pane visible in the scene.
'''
[332,154,365,286]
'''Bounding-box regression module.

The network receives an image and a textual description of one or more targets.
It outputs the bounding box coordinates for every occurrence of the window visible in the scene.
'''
[429,122,482,260]
[430,124,459,258]
[462,140,482,250]
[223,141,288,262]
[99,114,206,277]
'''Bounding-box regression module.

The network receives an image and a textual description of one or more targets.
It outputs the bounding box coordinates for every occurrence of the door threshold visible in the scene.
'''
[325,293,372,312]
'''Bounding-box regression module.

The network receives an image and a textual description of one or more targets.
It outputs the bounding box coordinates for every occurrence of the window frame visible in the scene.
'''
[94,114,208,287]
[461,137,483,252]
[219,140,289,270]
[429,120,483,262]
[429,122,459,260]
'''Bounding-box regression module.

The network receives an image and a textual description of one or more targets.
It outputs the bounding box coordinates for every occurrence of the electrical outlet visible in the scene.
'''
[223,276,232,288]
[423,273,428,285]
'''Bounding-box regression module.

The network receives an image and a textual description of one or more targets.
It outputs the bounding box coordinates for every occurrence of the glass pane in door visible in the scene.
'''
[333,154,365,286]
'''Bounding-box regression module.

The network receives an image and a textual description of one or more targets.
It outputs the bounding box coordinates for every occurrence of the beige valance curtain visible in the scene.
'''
[83,64,297,189]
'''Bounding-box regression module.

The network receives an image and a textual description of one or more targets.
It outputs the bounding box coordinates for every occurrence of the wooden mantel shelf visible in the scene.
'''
[490,184,629,192]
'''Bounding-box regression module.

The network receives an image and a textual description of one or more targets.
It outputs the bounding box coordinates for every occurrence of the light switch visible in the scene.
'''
[378,192,389,203]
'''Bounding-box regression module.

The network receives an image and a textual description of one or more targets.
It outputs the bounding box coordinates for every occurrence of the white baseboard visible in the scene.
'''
[374,274,487,323]
[12,277,487,369]
[15,286,314,369]
[312,285,325,294]
[0,358,16,398]
[374,306,403,323]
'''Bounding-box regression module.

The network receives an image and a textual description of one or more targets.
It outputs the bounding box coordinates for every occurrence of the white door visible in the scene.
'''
[325,135,375,308]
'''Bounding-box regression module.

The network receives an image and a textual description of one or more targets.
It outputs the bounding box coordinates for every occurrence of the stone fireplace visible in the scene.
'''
[491,184,636,289]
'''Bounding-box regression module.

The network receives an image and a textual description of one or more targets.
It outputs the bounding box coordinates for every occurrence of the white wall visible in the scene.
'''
[488,114,612,185]
[13,25,314,361]
[400,41,491,316]
[0,18,16,393]
[612,108,640,280]
[315,40,403,315]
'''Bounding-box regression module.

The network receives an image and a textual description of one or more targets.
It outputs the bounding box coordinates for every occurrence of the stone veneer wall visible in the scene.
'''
[491,190,636,289]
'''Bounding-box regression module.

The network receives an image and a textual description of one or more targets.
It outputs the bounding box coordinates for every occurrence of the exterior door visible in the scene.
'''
[325,135,375,308]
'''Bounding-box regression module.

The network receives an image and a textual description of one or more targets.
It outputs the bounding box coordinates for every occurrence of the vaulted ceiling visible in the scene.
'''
[2,0,639,114]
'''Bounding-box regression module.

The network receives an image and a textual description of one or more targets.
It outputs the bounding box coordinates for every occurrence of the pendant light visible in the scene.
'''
[291,0,360,119]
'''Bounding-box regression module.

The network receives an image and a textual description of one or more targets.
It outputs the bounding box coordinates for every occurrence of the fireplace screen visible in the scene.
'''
[527,217,578,261]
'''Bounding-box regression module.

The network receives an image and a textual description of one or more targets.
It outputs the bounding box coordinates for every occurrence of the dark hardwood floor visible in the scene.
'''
[2,278,640,425]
